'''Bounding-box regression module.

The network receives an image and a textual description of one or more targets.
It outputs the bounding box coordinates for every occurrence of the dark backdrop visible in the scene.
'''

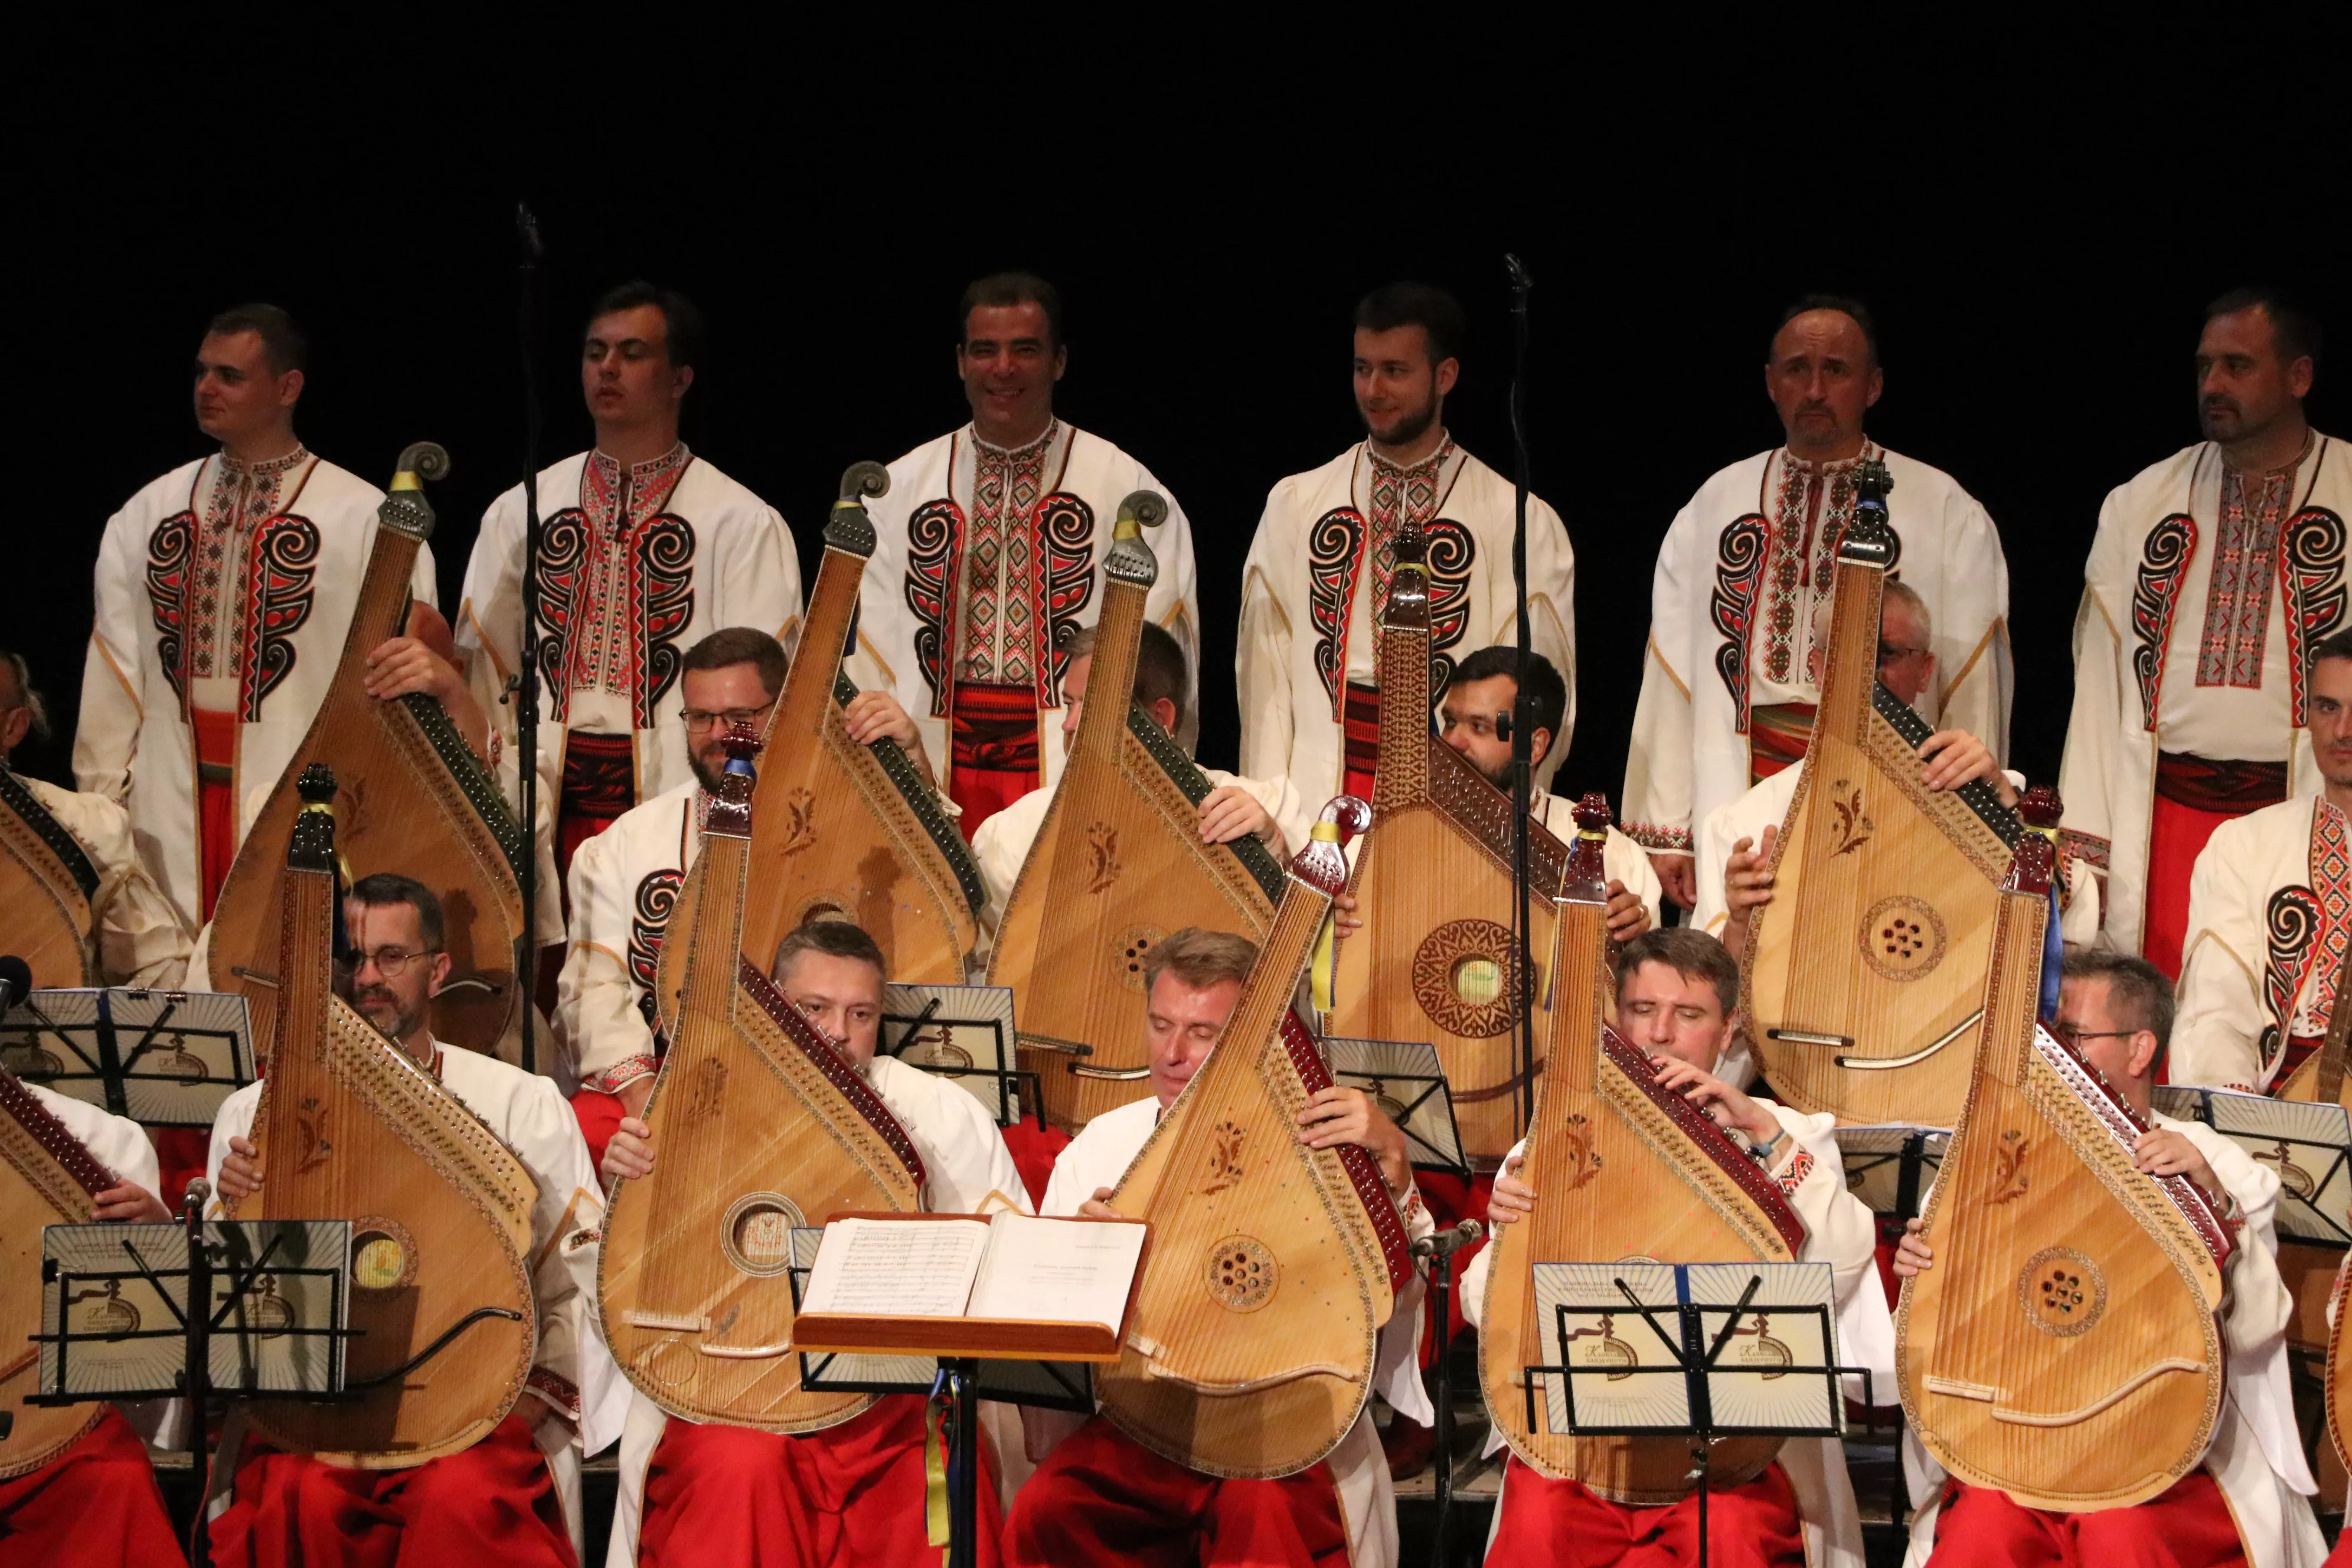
[18,141,2342,823]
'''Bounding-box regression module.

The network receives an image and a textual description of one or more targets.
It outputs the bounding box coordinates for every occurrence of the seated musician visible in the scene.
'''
[208,874,615,1566]
[2171,627,2352,1092]
[598,916,1029,1568]
[0,1084,181,1564]
[1894,950,2327,1565]
[1003,927,1436,1568]
[559,627,954,1167]
[0,649,190,988]
[1469,929,1892,1568]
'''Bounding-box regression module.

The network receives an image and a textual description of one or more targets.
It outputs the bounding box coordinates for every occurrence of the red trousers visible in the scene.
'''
[2144,792,2243,982]
[1929,1471,2246,1566]
[192,707,238,923]
[640,1393,994,1568]
[1002,1415,1348,1567]
[207,1412,574,1568]
[1487,1455,1805,1567]
[0,1407,185,1567]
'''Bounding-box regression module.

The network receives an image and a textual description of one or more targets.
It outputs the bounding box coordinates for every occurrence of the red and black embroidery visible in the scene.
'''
[1307,508,1368,716]
[1033,492,1097,707]
[2130,514,2198,731]
[239,515,320,720]
[531,509,591,725]
[628,864,685,1040]
[1421,517,1476,696]
[2260,805,2352,1084]
[1710,514,1769,733]
[2280,506,2347,725]
[631,515,696,725]
[145,511,197,708]
[1775,1147,1816,1197]
[904,498,965,719]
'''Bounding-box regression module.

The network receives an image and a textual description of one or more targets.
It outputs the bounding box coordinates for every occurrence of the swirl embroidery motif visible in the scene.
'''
[1034,492,1097,707]
[1711,514,1768,732]
[903,499,965,718]
[2280,507,2347,726]
[1420,518,1477,697]
[240,515,321,719]
[628,865,684,1038]
[1306,508,1367,716]
[631,515,697,726]
[145,511,197,708]
[2130,514,2198,732]
[2259,803,2351,1083]
[531,509,591,725]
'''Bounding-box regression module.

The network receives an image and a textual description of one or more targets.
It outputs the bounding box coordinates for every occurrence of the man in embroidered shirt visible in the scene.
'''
[208,874,621,1567]
[455,281,803,900]
[846,272,1200,840]
[1002,927,1434,1568]
[557,627,947,1164]
[597,918,1029,1568]
[1470,929,1894,1568]
[1624,295,2012,910]
[1894,951,2328,1566]
[0,1079,181,1566]
[2060,287,2344,977]
[2172,628,2352,1092]
[77,303,438,933]
[1239,283,1577,802]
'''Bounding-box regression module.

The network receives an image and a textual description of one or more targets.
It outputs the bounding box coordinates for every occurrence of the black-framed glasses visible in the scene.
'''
[2052,1021,2137,1047]
[681,703,776,733]
[339,946,442,979]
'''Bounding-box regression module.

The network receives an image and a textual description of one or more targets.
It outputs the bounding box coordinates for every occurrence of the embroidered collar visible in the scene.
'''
[1779,440,1878,477]
[1365,433,1456,479]
[588,442,690,486]
[972,420,1059,462]
[216,443,311,479]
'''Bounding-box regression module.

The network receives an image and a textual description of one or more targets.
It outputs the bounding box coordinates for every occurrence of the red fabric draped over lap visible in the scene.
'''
[1929,1473,2247,1567]
[1003,1415,1348,1568]
[207,1413,574,1568]
[0,1407,186,1567]
[1487,1454,1805,1568]
[639,1393,994,1568]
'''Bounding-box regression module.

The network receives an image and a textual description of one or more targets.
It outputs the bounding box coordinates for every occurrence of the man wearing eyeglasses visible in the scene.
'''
[1700,584,2099,1076]
[207,873,620,1565]
[554,627,950,1163]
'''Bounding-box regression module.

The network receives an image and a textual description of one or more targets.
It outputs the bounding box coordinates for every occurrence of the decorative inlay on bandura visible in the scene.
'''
[1413,919,1522,1039]
[2018,1245,2105,1337]
[1205,1235,1277,1312]
[1860,895,1948,981]
[1991,1130,2031,1205]
[1113,927,1164,993]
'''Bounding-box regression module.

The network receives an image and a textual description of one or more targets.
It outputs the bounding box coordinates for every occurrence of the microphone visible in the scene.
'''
[182,1177,211,1219]
[0,954,31,1012]
[1412,1217,1484,1261]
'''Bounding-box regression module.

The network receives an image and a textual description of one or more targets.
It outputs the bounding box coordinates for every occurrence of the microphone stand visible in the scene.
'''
[1417,1219,1482,1568]
[512,203,544,1076]
[1504,255,1536,1144]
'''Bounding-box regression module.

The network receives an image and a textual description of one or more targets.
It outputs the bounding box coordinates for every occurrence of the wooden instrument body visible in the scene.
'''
[1896,838,2231,1511]
[1480,808,1806,1503]
[209,454,527,1063]
[0,1072,107,1478]
[1102,802,1413,1479]
[2327,1252,2351,1476]
[2278,975,2350,1106]
[1326,546,1569,1167]
[237,777,537,1469]
[659,484,981,1033]
[0,771,97,992]
[603,736,923,1430]
[1743,494,2020,1128]
[991,513,1282,1133]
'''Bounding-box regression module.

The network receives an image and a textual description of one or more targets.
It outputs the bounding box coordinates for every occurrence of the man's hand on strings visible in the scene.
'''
[1329,891,1363,941]
[1487,1149,1536,1229]
[603,1118,656,1185]
[1916,730,2018,808]
[1198,785,1282,852]
[219,1135,264,1201]
[1079,1187,1121,1220]
[1604,878,1649,942]
[1892,1217,1933,1278]
[1647,1054,1781,1146]
[1297,1085,1411,1198]
[2133,1128,2221,1206]
[842,691,939,789]
[1648,852,1697,911]
[1724,827,1778,918]
[94,1180,172,1223]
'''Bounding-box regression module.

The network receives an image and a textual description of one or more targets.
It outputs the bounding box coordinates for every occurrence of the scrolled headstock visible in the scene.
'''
[1106,491,1162,585]
[1562,791,1614,902]
[378,442,450,541]
[1292,795,1371,897]
[825,461,890,558]
[2003,784,2062,895]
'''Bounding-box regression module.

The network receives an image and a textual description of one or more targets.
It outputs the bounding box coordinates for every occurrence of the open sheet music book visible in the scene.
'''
[796,1212,1148,1360]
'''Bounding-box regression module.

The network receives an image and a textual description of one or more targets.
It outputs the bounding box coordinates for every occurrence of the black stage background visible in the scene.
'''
[18,139,2343,826]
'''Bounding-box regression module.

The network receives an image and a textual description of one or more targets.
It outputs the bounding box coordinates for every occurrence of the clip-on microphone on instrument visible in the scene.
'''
[0,954,32,1012]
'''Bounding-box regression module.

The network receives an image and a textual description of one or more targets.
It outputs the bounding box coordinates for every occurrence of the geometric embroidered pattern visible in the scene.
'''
[530,446,697,729]
[959,426,1054,687]
[1775,1147,1815,1198]
[146,450,322,720]
[2196,465,2295,689]
[2261,802,2352,1084]
[2131,514,2199,732]
[1760,447,1874,686]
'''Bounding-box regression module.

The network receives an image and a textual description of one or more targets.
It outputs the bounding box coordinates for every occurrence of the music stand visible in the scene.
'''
[0,988,254,1126]
[2151,1087,2351,1249]
[1322,1036,1468,1178]
[1522,1261,1866,1568]
[883,984,1035,1130]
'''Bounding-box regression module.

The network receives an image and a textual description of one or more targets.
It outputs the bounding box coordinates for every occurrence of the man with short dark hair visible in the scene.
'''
[455,281,802,892]
[1240,282,1577,802]
[2060,287,2345,978]
[77,303,439,932]
[1625,295,2013,910]
[597,916,1026,1568]
[1471,926,1890,1567]
[2172,628,2352,1090]
[848,272,1200,840]
[1004,926,1432,1566]
[1894,949,2325,1564]
[207,874,619,1564]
